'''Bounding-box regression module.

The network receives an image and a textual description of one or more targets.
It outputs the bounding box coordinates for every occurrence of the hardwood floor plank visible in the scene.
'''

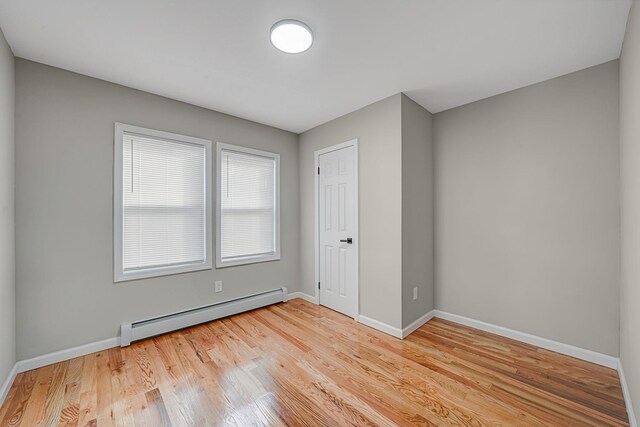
[0,299,630,426]
[144,388,172,427]
[95,351,114,427]
[120,345,152,427]
[110,349,136,427]
[58,382,81,427]
[0,370,37,426]
[0,375,19,424]
[18,364,57,427]
[57,357,83,427]
[41,361,70,427]
[76,353,98,427]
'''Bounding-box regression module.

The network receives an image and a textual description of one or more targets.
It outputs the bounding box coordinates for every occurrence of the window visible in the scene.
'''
[114,123,212,282]
[216,143,280,267]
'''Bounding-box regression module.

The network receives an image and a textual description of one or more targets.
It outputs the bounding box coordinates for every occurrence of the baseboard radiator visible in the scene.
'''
[120,287,288,346]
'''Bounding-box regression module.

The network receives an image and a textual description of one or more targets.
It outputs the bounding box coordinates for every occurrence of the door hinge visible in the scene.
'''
[318,281,321,289]
[317,167,320,175]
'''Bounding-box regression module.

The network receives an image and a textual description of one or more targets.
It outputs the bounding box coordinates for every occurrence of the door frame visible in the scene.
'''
[314,138,360,319]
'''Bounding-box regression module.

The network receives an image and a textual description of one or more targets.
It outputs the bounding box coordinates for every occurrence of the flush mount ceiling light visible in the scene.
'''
[270,19,313,54]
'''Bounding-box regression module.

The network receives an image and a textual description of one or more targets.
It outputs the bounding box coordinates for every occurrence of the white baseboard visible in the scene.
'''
[287,292,318,304]
[433,310,618,369]
[0,363,18,407]
[16,337,120,374]
[356,315,403,338]
[619,360,638,427]
[402,310,435,338]
[288,294,416,341]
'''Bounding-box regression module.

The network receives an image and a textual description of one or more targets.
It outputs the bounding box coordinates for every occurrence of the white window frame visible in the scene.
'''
[114,122,213,282]
[216,142,281,268]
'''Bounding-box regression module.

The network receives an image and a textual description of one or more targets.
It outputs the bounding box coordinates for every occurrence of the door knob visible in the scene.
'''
[340,238,353,244]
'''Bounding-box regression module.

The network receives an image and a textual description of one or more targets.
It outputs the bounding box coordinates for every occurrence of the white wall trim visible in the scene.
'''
[356,315,403,338]
[433,310,619,369]
[357,310,435,339]
[402,310,435,338]
[287,292,318,304]
[619,360,638,427]
[15,337,120,374]
[0,363,18,407]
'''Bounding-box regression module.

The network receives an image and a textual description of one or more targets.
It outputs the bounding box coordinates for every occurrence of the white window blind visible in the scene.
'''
[217,143,280,267]
[114,123,212,281]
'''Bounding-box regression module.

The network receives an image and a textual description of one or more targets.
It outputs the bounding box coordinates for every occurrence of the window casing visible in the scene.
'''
[216,143,280,268]
[114,123,212,282]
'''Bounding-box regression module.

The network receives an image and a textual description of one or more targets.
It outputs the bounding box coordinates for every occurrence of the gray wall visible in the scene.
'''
[401,94,434,327]
[620,0,640,419]
[0,29,15,390]
[434,61,620,356]
[299,94,403,329]
[15,59,299,359]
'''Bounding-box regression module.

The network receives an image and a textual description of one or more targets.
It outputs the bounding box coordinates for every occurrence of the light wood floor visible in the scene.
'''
[0,299,629,426]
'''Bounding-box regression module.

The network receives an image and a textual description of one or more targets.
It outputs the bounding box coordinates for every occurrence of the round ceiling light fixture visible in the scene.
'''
[270,19,313,54]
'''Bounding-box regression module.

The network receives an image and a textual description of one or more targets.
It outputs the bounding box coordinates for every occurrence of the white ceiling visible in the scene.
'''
[0,0,631,133]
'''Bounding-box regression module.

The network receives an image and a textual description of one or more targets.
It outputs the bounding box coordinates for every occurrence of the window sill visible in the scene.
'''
[115,261,212,282]
[216,254,281,269]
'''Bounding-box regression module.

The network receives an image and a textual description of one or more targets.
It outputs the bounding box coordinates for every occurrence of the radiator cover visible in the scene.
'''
[120,287,288,346]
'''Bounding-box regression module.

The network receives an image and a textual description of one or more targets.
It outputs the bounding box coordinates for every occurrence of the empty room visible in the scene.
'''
[0,0,639,425]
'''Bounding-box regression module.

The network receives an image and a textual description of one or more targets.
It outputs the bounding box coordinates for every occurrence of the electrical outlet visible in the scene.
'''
[413,287,418,300]
[215,280,223,293]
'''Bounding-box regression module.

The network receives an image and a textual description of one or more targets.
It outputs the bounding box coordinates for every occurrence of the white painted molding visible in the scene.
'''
[16,337,120,374]
[357,310,435,339]
[402,310,435,338]
[287,292,318,304]
[434,310,619,369]
[0,363,18,407]
[619,360,638,427]
[356,315,403,338]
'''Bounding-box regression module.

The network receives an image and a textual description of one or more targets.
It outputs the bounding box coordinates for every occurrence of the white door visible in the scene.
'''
[318,144,358,318]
